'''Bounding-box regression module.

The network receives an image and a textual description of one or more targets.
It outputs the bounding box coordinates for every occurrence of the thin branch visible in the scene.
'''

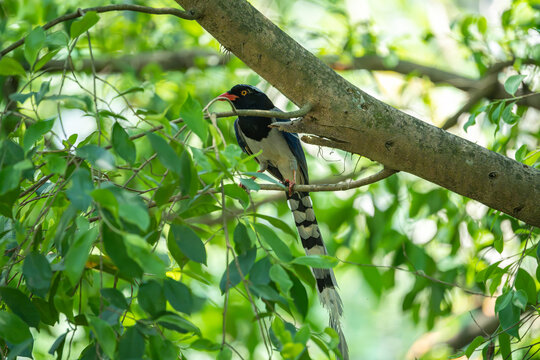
[204,103,312,120]
[1,5,198,57]
[258,167,397,192]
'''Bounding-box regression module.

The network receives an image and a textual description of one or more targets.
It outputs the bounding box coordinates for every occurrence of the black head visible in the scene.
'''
[219,84,275,110]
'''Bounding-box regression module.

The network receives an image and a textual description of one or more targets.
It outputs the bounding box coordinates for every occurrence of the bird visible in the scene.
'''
[218,84,348,360]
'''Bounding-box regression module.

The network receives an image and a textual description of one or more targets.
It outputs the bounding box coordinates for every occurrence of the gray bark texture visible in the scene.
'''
[175,0,540,227]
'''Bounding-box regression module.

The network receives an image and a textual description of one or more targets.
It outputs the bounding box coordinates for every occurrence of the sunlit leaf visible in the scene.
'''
[24,26,45,66]
[70,11,100,38]
[64,227,98,285]
[504,74,526,96]
[88,315,116,358]
[0,57,26,76]
[180,93,207,142]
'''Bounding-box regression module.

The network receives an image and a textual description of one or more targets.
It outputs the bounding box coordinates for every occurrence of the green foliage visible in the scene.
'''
[0,0,538,359]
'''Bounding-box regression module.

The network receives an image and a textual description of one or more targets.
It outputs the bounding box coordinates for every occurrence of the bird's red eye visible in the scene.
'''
[241,90,248,96]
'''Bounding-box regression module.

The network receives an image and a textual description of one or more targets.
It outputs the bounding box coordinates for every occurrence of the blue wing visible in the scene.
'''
[234,119,253,156]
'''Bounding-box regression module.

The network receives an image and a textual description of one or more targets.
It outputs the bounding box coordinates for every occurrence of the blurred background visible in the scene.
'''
[0,0,539,359]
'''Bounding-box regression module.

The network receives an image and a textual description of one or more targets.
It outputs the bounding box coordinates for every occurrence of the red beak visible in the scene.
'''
[218,92,239,101]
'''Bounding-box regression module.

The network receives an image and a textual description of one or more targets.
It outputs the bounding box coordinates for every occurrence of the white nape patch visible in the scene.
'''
[301,196,312,208]
[305,208,316,222]
[293,210,306,223]
[288,199,299,211]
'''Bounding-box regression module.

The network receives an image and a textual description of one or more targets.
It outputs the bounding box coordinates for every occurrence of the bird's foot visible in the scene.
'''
[283,179,295,196]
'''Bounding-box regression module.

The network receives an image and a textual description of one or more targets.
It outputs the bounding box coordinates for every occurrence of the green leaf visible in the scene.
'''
[512,289,527,310]
[170,224,207,265]
[138,280,166,316]
[190,338,221,351]
[114,189,150,231]
[223,184,249,208]
[180,93,207,142]
[118,327,145,359]
[233,222,253,254]
[0,287,41,327]
[64,227,98,286]
[498,302,520,338]
[489,101,505,124]
[102,225,143,279]
[292,255,338,269]
[250,257,272,285]
[270,264,293,295]
[66,168,94,210]
[179,149,196,196]
[48,331,68,357]
[501,102,519,124]
[156,313,200,334]
[87,315,116,358]
[124,234,166,277]
[498,332,512,360]
[217,347,233,360]
[504,74,526,96]
[35,81,50,105]
[239,177,260,191]
[495,290,513,313]
[0,164,22,195]
[76,145,116,171]
[24,26,46,66]
[254,223,293,262]
[70,11,100,38]
[34,49,60,72]
[515,144,528,163]
[219,247,257,293]
[100,288,128,310]
[22,251,52,297]
[147,133,182,174]
[0,57,26,76]
[465,335,485,357]
[23,119,54,152]
[164,278,192,314]
[249,213,296,237]
[515,268,536,305]
[0,311,33,345]
[112,122,136,164]
[251,284,282,302]
[91,188,118,217]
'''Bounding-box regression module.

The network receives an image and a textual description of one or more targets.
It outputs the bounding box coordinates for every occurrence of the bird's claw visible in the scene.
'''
[284,179,295,196]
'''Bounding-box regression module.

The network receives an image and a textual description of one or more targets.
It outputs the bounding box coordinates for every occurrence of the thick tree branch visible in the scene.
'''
[0,5,197,57]
[174,0,540,226]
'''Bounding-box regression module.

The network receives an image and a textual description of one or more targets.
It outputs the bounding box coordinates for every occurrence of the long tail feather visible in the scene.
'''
[287,191,348,360]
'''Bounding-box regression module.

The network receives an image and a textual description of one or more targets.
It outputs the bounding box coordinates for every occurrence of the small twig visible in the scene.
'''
[1,5,198,57]
[258,167,397,192]
[204,103,312,120]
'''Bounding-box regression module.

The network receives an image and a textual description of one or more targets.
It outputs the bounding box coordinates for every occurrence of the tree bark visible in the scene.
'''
[175,0,540,227]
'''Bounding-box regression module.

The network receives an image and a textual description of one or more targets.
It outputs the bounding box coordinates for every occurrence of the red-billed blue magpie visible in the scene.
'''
[219,84,348,359]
